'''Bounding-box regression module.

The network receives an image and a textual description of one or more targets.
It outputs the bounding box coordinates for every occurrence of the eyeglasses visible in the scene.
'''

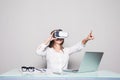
[21,66,46,72]
[21,66,35,72]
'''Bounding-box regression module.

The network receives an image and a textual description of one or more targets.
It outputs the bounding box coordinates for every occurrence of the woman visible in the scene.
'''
[36,29,94,73]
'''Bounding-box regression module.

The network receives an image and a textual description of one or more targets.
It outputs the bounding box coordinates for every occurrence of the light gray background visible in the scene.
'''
[0,0,120,74]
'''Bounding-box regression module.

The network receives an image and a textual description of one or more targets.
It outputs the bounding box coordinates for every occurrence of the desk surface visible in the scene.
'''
[0,68,120,78]
[0,69,120,80]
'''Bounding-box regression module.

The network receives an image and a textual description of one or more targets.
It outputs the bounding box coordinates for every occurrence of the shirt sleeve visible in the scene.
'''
[36,43,48,56]
[66,41,85,55]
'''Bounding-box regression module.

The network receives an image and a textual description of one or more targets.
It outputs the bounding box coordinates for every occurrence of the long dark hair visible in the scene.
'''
[48,29,64,49]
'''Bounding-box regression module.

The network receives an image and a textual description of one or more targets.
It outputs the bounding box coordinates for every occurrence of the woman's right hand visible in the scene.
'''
[44,33,56,45]
[48,33,56,41]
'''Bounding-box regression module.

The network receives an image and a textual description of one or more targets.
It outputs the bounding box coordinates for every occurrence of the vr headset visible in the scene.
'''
[53,31,69,39]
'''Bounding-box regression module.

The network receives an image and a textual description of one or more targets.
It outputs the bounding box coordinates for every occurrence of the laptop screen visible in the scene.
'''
[79,52,104,73]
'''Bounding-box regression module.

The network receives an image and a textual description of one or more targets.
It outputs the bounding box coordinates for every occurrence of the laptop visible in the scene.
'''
[63,52,104,73]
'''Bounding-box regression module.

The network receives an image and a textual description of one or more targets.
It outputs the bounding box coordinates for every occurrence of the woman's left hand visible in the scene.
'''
[82,31,94,45]
[86,31,94,41]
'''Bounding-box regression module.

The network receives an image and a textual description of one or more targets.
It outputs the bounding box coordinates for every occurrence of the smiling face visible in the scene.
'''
[54,38,64,45]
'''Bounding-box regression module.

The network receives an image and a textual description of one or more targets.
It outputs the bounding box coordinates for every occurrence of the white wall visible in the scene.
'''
[0,0,120,74]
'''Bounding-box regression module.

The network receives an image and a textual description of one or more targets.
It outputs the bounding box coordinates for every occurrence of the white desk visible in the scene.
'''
[0,68,120,80]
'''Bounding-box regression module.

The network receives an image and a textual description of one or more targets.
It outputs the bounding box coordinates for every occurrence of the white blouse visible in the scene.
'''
[36,42,85,73]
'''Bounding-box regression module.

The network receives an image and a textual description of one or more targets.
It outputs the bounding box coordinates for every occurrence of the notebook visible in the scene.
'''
[63,52,104,73]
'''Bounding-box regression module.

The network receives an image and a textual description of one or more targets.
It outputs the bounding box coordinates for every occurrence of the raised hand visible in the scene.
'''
[43,32,56,45]
[82,31,94,45]
[86,31,94,40]
[49,33,56,41]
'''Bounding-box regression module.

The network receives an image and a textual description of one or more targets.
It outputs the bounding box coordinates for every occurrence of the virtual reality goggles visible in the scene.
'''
[53,31,69,39]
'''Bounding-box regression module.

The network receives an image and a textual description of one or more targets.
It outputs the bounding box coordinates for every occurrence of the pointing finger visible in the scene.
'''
[90,30,92,34]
